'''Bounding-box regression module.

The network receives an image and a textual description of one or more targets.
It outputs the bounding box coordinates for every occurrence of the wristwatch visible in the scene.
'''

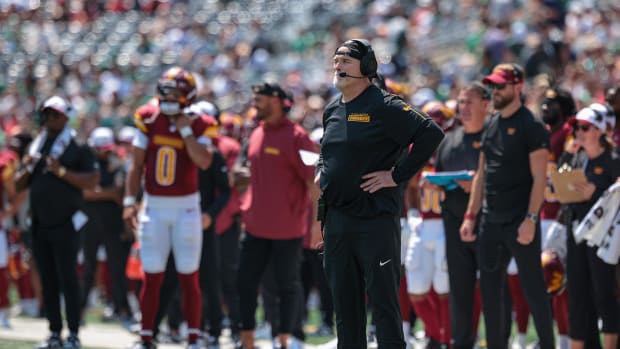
[525,212,539,223]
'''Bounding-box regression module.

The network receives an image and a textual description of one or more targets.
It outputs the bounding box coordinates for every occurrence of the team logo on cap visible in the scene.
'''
[594,167,604,175]
[507,128,516,135]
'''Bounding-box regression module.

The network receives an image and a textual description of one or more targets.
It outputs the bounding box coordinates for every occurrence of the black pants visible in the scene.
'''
[217,220,241,336]
[567,231,619,339]
[478,215,554,349]
[444,210,512,349]
[237,232,303,334]
[79,205,131,316]
[32,228,81,334]
[301,248,334,328]
[200,226,223,337]
[443,210,479,349]
[323,208,404,349]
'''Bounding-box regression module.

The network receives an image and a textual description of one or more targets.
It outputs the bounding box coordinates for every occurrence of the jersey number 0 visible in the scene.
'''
[156,146,177,186]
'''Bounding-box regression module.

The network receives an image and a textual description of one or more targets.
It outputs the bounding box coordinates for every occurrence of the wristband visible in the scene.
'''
[464,212,476,221]
[179,126,193,139]
[123,196,137,207]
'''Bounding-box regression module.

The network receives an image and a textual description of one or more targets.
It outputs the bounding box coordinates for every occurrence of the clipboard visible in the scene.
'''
[549,169,588,203]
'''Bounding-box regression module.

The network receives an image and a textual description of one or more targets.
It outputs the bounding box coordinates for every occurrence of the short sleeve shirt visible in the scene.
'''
[30,138,97,231]
[481,106,550,223]
[436,126,483,218]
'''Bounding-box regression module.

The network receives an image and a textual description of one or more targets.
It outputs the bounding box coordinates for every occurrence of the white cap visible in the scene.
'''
[574,107,606,132]
[589,102,616,130]
[118,126,136,144]
[42,96,71,115]
[88,127,115,150]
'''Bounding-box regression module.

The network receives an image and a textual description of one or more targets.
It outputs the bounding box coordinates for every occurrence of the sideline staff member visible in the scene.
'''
[16,96,99,349]
[318,39,444,348]
[460,63,555,349]
[436,82,490,349]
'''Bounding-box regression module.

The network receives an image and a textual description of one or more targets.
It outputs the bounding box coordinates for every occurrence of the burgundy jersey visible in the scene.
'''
[134,103,209,196]
[541,122,572,220]
[419,165,443,220]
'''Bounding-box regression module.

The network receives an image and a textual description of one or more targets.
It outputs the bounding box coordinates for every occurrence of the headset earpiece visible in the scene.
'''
[351,39,377,77]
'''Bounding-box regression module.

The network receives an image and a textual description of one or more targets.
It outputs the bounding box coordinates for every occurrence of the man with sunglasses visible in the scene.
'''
[460,63,555,349]
[15,96,99,349]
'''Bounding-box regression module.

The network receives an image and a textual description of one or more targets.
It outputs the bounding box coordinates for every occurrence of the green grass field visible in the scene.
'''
[0,338,107,349]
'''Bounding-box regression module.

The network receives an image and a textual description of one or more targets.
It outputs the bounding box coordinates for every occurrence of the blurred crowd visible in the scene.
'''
[0,0,618,142]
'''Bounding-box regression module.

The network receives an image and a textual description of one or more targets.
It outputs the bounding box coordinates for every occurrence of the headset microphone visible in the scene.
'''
[338,72,366,79]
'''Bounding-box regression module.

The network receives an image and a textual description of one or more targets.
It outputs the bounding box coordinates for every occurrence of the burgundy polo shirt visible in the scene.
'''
[241,118,316,240]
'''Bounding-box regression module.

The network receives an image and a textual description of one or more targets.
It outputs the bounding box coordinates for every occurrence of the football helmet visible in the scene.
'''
[422,100,455,131]
[541,249,566,295]
[219,112,243,140]
[156,67,197,108]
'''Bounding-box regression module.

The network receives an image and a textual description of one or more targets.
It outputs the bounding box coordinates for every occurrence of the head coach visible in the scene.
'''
[316,38,444,349]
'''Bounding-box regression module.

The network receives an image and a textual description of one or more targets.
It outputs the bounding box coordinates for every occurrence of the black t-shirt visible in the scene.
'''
[84,155,125,234]
[30,137,97,232]
[481,106,550,223]
[560,149,620,221]
[436,126,483,218]
[319,85,444,217]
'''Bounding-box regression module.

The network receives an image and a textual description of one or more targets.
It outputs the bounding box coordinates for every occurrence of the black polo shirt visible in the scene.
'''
[436,126,484,218]
[30,137,97,234]
[319,85,444,217]
[481,106,550,223]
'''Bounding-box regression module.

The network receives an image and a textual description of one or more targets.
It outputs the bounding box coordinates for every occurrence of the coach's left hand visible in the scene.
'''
[361,169,397,193]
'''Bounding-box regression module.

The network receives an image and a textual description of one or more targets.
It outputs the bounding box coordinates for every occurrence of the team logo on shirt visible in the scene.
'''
[153,135,184,149]
[594,166,604,175]
[347,113,371,123]
[472,141,481,149]
[507,128,516,135]
[264,146,280,155]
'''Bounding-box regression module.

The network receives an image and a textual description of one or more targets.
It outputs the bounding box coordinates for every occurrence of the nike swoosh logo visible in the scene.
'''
[379,259,392,267]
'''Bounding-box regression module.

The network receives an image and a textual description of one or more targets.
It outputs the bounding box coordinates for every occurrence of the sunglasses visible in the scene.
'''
[575,124,592,132]
[489,83,512,90]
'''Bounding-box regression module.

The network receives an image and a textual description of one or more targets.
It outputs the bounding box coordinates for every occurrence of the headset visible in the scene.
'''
[349,39,377,78]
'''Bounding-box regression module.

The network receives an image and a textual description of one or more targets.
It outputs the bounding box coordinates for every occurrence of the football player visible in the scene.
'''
[405,101,454,349]
[123,67,213,349]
